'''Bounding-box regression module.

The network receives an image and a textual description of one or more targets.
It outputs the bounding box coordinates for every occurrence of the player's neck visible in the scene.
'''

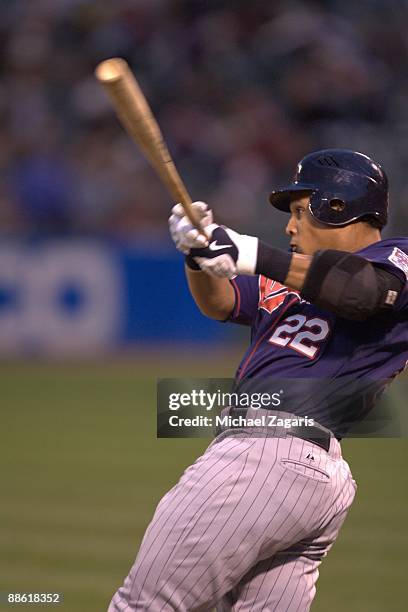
[350,226,382,252]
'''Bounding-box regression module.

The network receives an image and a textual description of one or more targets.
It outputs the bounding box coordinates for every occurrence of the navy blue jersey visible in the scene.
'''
[228,238,408,437]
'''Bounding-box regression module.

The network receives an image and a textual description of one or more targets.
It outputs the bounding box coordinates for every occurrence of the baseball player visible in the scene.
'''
[109,149,408,611]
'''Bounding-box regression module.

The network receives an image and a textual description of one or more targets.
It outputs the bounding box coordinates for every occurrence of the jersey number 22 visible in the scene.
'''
[269,315,330,359]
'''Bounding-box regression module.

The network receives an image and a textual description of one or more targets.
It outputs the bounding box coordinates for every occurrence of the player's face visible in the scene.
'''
[286,197,352,255]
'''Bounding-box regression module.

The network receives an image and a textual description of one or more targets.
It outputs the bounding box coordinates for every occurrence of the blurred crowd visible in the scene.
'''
[0,0,407,242]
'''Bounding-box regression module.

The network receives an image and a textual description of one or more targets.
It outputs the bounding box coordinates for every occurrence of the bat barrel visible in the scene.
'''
[95,58,129,83]
[95,57,204,234]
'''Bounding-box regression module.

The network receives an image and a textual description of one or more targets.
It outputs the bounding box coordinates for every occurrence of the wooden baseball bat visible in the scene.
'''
[95,57,204,234]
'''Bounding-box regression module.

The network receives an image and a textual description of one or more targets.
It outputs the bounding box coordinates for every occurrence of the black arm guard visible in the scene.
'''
[301,250,403,321]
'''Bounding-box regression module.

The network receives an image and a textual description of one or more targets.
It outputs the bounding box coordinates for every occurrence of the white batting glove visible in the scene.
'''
[191,225,259,278]
[169,201,213,254]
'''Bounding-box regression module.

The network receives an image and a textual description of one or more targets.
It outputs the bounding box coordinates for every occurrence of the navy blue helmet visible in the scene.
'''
[269,149,389,227]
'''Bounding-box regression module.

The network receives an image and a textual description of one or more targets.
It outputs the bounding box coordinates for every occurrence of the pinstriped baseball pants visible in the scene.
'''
[109,431,356,611]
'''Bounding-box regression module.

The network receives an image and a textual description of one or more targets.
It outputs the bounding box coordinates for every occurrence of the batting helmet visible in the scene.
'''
[269,149,389,227]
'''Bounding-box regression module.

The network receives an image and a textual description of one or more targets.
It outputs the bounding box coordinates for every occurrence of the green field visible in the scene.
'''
[1,357,407,611]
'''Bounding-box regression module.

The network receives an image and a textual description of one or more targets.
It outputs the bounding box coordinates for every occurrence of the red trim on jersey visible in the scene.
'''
[230,277,241,319]
[237,296,300,380]
[258,276,300,314]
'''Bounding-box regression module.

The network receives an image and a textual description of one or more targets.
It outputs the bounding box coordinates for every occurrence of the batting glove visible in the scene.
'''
[190,225,258,278]
[169,201,212,254]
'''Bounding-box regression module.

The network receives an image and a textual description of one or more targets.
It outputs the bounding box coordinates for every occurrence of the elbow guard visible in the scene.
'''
[301,250,403,321]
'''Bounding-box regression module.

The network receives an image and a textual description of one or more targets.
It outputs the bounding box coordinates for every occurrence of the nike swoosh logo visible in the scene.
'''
[209,241,233,251]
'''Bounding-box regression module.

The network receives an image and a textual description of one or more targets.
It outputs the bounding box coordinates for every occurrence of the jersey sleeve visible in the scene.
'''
[227,275,260,326]
[357,238,408,312]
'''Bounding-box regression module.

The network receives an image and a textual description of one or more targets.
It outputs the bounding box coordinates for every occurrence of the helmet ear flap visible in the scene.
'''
[308,192,349,226]
[309,190,356,226]
[308,190,323,224]
[329,198,346,213]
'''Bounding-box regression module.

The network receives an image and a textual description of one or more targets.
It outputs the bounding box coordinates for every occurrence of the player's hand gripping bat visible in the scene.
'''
[95,57,205,236]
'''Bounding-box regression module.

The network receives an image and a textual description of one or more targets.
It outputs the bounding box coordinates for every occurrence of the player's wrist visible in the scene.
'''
[224,230,291,281]
[227,231,258,275]
[255,241,293,283]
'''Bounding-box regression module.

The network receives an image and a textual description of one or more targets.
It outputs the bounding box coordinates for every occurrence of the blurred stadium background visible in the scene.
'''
[0,0,407,610]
